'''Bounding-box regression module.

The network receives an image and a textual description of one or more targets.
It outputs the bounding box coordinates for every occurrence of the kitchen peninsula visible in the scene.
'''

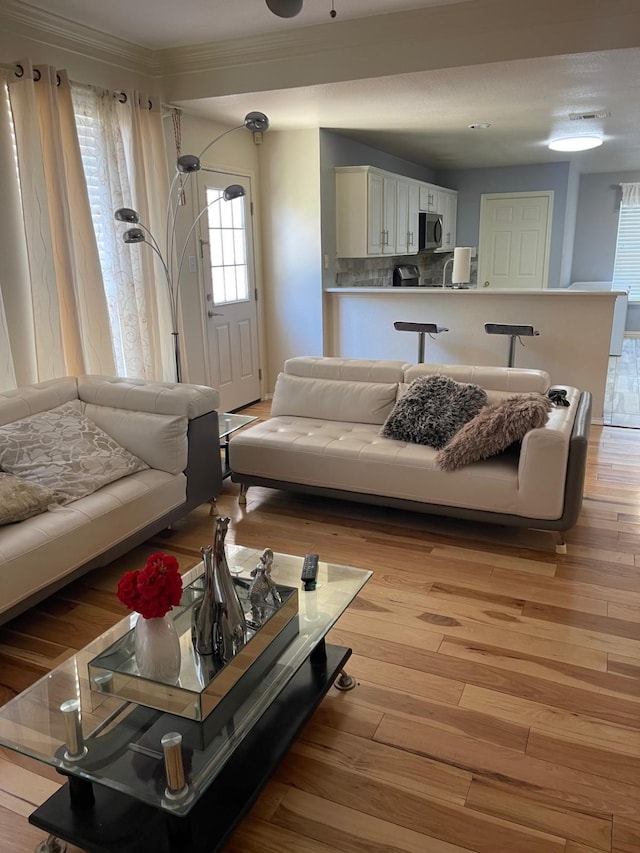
[325,287,622,421]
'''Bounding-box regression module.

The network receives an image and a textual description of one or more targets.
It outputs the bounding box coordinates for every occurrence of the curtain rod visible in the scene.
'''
[0,62,24,77]
[0,62,167,110]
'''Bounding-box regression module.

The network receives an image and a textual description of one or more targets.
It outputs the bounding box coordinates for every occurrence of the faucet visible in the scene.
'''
[442,257,454,287]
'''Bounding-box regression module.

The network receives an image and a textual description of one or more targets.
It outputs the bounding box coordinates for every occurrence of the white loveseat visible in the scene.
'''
[0,375,221,624]
[229,357,592,552]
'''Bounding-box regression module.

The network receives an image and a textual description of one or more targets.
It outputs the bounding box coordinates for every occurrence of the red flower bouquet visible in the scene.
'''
[116,553,183,619]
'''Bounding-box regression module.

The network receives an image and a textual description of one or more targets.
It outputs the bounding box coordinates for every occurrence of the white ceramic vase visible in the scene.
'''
[134,614,181,684]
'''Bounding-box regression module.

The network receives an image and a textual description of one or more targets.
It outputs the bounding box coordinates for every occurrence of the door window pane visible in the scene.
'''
[206,187,248,305]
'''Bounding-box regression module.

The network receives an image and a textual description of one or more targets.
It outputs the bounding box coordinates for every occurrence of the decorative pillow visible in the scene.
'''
[0,473,62,525]
[0,400,148,503]
[436,392,553,471]
[380,375,488,449]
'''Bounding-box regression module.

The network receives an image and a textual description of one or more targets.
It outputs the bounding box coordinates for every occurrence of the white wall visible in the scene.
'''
[259,129,323,391]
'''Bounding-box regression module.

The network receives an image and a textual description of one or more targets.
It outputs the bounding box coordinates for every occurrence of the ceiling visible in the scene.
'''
[8,0,465,49]
[5,0,640,173]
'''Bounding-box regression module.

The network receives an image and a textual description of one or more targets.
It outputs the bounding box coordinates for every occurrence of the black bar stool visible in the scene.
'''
[394,321,449,363]
[484,322,540,367]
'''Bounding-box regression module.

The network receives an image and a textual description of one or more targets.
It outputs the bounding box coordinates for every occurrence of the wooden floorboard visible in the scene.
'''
[1,407,640,852]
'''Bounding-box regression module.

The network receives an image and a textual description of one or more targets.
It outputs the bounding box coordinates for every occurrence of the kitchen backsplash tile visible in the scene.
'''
[335,253,477,287]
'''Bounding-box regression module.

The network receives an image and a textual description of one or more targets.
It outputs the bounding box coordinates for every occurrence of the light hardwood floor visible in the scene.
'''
[605,335,640,428]
[1,400,640,853]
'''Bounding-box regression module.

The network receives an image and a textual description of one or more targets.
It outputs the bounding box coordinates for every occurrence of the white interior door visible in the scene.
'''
[478,192,553,289]
[199,171,261,413]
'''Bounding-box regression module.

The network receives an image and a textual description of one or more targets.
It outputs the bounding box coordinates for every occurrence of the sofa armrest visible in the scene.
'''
[80,375,222,506]
[517,388,590,520]
[185,410,222,509]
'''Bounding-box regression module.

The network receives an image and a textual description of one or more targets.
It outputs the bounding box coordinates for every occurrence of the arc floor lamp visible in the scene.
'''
[114,110,269,383]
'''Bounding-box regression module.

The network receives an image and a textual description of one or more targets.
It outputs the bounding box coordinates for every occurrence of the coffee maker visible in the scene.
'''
[392,263,420,287]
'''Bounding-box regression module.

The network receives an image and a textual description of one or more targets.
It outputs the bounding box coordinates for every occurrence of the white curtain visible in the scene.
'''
[72,85,172,381]
[620,182,640,207]
[3,62,115,388]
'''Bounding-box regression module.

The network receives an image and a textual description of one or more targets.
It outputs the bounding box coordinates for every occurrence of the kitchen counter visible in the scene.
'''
[325,287,621,421]
[325,287,626,296]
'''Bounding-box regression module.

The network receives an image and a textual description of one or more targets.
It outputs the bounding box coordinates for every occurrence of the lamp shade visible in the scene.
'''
[223,184,246,201]
[244,111,270,132]
[266,0,303,18]
[177,154,202,174]
[114,207,140,223]
[123,228,146,244]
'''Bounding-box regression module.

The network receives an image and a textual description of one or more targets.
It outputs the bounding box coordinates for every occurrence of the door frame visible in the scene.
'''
[478,191,554,290]
[195,166,266,407]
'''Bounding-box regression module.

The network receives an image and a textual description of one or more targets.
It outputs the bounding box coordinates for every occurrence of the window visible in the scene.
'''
[613,183,640,302]
[205,186,249,305]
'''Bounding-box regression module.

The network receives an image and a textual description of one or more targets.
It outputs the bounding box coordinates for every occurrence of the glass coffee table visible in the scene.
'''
[219,413,258,479]
[0,545,371,853]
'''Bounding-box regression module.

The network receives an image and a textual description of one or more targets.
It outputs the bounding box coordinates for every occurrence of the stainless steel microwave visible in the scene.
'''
[418,212,443,251]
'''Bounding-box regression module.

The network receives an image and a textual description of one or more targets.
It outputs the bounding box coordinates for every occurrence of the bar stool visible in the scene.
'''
[484,322,540,367]
[394,321,449,363]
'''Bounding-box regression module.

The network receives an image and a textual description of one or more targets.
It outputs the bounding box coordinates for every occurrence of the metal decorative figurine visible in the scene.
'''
[249,548,282,624]
[191,545,217,655]
[192,516,247,662]
[211,516,247,663]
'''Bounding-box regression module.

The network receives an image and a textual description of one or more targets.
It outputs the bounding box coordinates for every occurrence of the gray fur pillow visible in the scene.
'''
[436,392,553,471]
[380,375,488,449]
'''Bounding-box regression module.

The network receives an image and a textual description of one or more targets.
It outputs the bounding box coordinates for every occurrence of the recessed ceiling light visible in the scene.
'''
[548,136,603,152]
[469,123,491,130]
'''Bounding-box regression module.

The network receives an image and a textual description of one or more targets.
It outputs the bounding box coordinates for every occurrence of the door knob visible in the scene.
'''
[483,281,490,288]
[207,310,223,318]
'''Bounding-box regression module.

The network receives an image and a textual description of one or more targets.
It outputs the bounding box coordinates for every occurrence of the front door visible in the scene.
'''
[478,192,553,289]
[199,170,261,413]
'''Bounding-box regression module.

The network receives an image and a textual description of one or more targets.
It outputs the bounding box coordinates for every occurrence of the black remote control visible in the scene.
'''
[301,553,319,590]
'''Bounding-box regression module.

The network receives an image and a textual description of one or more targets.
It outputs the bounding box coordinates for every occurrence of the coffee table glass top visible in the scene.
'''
[0,546,370,815]
[218,412,258,439]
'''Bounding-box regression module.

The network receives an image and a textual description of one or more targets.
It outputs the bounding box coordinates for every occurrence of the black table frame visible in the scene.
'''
[29,640,350,853]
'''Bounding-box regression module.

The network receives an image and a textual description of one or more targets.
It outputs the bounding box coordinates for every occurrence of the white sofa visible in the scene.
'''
[229,357,592,552]
[0,375,221,624]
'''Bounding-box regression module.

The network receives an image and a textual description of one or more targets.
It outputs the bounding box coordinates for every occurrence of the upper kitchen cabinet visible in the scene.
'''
[336,166,456,258]
[395,178,420,255]
[435,188,458,253]
[336,166,398,257]
[419,184,439,212]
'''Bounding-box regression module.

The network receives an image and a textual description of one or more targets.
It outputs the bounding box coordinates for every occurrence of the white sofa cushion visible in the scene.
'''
[84,404,187,475]
[404,363,551,393]
[271,373,398,425]
[0,400,148,502]
[284,356,408,383]
[0,469,185,615]
[229,417,522,513]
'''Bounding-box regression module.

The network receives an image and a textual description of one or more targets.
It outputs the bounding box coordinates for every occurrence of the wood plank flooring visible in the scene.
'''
[1,401,640,852]
[605,335,640,428]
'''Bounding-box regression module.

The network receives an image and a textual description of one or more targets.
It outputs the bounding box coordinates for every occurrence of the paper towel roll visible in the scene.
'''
[452,247,471,284]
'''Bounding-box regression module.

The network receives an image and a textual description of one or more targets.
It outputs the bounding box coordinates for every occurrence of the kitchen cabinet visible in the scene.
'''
[336,166,456,258]
[336,166,397,257]
[395,178,420,255]
[435,188,457,252]
[419,183,439,212]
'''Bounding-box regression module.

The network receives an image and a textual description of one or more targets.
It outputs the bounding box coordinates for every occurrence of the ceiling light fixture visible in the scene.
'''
[548,136,603,152]
[266,0,303,17]
[266,0,337,19]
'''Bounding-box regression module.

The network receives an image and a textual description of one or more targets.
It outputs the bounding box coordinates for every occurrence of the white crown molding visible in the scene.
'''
[0,0,155,75]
